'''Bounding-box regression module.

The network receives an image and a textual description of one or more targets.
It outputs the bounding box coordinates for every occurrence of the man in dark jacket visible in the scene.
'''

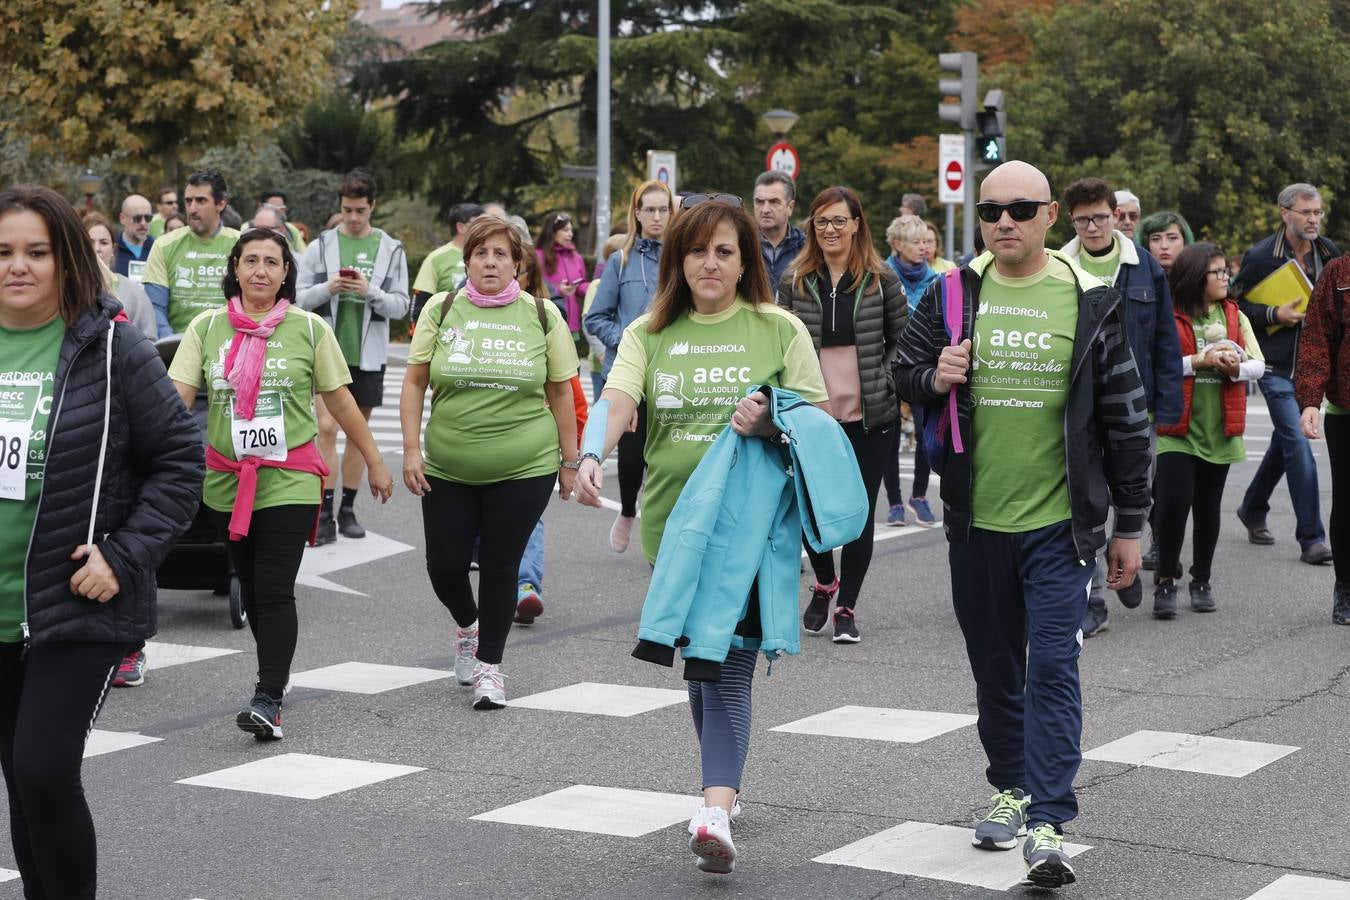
[895,161,1151,890]
[753,171,805,290]
[1060,176,1183,632]
[1233,183,1338,564]
[113,194,154,279]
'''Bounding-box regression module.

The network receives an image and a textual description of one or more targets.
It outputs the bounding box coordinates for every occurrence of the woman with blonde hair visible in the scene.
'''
[777,187,907,643]
[583,179,673,553]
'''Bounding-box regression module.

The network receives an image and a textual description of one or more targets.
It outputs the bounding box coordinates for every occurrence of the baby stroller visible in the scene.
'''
[154,335,246,629]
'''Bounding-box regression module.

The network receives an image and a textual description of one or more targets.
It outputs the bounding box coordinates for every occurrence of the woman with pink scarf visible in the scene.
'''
[536,211,590,358]
[169,229,393,741]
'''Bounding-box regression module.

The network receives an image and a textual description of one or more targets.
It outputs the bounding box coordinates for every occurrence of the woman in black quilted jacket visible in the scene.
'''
[0,185,201,900]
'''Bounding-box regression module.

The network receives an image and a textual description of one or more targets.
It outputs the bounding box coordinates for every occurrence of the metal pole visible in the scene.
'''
[945,203,954,265]
[962,129,976,257]
[594,0,612,251]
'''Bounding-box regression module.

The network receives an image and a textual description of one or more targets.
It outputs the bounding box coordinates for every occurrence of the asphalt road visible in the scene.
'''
[5,357,1347,900]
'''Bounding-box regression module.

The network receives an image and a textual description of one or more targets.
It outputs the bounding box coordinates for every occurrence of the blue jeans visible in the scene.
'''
[1239,373,1326,549]
[518,518,544,591]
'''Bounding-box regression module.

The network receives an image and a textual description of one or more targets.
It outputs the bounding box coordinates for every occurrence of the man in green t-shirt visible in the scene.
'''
[141,170,241,337]
[411,202,484,325]
[895,161,1152,890]
[297,171,409,542]
[147,186,178,238]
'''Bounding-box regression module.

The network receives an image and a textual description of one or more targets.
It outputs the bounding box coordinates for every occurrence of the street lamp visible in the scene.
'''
[762,108,799,138]
[77,169,103,211]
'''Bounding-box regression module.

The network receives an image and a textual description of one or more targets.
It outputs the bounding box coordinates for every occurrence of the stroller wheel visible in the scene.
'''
[229,576,247,630]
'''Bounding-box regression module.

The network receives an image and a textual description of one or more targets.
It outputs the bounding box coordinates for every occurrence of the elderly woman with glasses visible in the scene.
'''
[777,187,907,643]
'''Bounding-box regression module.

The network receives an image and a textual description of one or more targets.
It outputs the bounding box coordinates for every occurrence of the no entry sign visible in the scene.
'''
[938,133,964,204]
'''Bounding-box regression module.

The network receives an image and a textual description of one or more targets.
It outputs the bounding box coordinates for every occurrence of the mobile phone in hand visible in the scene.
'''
[339,267,358,279]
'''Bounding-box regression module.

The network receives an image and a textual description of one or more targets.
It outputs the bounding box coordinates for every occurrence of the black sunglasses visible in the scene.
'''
[680,193,743,210]
[553,215,572,228]
[975,200,1050,223]
[128,214,153,224]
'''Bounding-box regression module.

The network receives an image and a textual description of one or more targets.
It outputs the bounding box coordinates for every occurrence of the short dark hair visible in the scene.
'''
[155,186,177,204]
[221,228,298,303]
[753,170,796,204]
[1168,242,1225,319]
[448,202,485,229]
[185,169,228,203]
[260,189,287,205]
[1063,177,1115,213]
[899,192,927,216]
[461,216,526,270]
[0,185,106,326]
[338,171,376,203]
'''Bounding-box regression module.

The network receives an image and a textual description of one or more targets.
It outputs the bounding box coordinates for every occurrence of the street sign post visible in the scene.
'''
[766,142,800,180]
[647,150,677,195]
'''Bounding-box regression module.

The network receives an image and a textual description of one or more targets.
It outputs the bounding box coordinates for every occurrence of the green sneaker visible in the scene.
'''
[1023,823,1076,888]
[972,788,1029,850]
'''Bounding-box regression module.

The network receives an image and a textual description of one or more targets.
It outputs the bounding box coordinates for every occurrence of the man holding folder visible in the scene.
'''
[1233,183,1338,564]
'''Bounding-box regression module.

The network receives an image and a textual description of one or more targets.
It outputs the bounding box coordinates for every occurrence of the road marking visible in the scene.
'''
[178,753,424,800]
[298,530,415,596]
[510,682,687,717]
[85,730,163,758]
[143,641,241,670]
[771,706,977,744]
[471,784,701,837]
[1245,874,1350,899]
[288,661,451,695]
[814,821,1090,890]
[1083,729,1299,777]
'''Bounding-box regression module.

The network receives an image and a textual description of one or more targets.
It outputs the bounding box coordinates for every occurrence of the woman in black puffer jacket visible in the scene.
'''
[777,186,907,644]
[0,185,201,900]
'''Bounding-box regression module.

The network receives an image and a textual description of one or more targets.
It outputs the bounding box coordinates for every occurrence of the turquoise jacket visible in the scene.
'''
[633,386,870,678]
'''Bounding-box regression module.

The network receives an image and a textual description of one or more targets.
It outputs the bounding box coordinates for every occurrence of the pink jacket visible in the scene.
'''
[537,245,589,331]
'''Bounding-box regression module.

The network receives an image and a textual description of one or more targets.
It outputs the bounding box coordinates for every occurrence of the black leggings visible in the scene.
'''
[1153,452,1230,584]
[1326,414,1350,584]
[884,422,931,504]
[210,504,316,698]
[804,420,889,608]
[422,473,555,664]
[0,640,124,900]
[617,403,648,517]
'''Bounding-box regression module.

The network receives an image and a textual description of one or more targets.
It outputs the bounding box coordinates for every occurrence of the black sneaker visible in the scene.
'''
[832,606,860,643]
[1333,582,1350,625]
[236,692,283,741]
[802,581,837,634]
[1188,581,1216,612]
[1115,579,1144,609]
[338,508,366,539]
[1081,604,1108,638]
[315,511,337,546]
[1152,581,1177,620]
[1141,541,1158,571]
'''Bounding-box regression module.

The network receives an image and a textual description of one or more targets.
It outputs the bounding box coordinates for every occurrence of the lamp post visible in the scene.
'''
[77,169,103,211]
[762,109,801,180]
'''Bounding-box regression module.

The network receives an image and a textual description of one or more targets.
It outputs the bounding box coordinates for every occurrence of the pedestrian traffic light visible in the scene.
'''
[976,89,1006,167]
[938,52,978,131]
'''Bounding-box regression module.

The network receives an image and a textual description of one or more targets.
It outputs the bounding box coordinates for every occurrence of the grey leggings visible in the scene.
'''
[688,648,757,791]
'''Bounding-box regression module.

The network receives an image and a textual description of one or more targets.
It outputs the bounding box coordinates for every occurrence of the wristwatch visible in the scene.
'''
[560,459,581,470]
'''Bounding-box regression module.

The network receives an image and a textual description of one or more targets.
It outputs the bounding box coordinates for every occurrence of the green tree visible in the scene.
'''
[359,0,911,243]
[0,0,355,186]
[991,0,1350,250]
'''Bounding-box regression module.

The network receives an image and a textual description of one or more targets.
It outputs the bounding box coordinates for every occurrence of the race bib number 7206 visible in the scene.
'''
[230,392,288,461]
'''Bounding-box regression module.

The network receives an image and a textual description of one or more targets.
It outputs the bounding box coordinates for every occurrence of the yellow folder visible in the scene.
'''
[1244,260,1313,334]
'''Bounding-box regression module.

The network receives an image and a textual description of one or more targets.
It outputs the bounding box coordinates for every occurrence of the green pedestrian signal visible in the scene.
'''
[981,137,1004,163]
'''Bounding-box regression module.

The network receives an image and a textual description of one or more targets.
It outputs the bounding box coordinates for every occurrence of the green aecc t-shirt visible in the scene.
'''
[141,225,242,333]
[337,232,382,365]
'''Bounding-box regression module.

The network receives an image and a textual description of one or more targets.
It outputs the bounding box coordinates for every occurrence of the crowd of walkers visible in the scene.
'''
[0,156,1345,896]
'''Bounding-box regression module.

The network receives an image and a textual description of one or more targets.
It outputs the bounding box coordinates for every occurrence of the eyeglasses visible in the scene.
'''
[1116,210,1140,222]
[161,199,178,207]
[975,200,1050,223]
[813,215,857,231]
[1283,206,1325,218]
[639,206,670,217]
[1206,268,1231,279]
[128,214,153,224]
[680,193,743,209]
[1070,213,1113,230]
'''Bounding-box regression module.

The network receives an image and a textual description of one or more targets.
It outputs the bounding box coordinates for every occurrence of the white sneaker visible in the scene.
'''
[471,662,507,710]
[455,624,479,686]
[688,806,736,874]
[609,514,635,553]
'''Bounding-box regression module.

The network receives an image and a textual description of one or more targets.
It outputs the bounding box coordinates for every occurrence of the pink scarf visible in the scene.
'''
[465,278,521,308]
[224,296,290,419]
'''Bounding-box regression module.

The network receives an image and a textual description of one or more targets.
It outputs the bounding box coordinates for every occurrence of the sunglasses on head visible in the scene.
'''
[553,215,571,228]
[680,193,743,210]
[975,200,1050,223]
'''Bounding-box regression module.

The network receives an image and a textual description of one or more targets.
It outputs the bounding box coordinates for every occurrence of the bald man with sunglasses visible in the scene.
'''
[895,161,1152,889]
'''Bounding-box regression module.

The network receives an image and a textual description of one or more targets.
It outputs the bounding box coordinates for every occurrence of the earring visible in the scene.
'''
[737,272,743,282]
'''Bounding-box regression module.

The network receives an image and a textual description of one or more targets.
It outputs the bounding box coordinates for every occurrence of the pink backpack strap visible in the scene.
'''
[943,269,965,454]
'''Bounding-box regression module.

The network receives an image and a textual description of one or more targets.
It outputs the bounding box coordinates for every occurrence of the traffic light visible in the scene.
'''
[938,52,978,130]
[976,89,1006,167]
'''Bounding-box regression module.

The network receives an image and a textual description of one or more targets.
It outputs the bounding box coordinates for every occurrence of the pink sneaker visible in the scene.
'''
[113,650,147,687]
[609,514,635,553]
